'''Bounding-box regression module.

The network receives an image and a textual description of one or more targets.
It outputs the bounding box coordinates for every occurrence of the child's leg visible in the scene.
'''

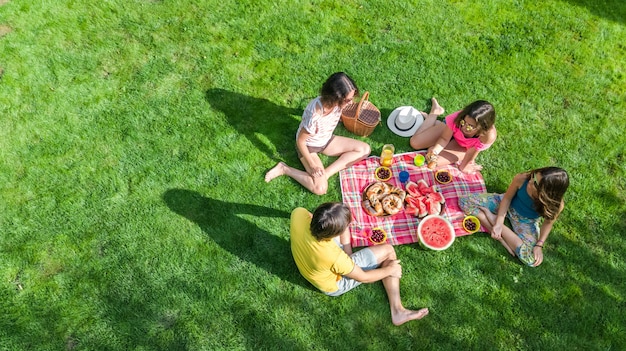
[429,97,445,115]
[459,193,502,218]
[478,207,516,256]
[321,135,370,178]
[435,139,475,168]
[264,155,330,195]
[367,244,429,326]
[409,122,446,150]
[507,211,541,266]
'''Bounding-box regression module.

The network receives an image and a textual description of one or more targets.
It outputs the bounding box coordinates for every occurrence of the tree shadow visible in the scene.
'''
[563,0,626,24]
[162,188,310,288]
[205,88,304,162]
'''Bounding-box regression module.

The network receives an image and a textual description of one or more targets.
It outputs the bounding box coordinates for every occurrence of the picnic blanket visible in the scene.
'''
[339,151,487,247]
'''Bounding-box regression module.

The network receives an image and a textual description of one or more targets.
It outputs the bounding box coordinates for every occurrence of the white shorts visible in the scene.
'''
[325,240,379,297]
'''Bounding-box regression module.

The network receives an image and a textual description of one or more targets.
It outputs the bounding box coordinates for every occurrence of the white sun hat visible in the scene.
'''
[387,106,424,137]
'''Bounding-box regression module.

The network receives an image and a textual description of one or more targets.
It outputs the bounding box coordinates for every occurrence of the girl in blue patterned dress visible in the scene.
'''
[459,167,569,267]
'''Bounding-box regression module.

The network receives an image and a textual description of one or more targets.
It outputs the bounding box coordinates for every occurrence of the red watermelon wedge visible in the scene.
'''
[417,215,455,251]
[405,181,420,198]
[425,198,442,215]
[416,179,431,194]
[427,191,445,204]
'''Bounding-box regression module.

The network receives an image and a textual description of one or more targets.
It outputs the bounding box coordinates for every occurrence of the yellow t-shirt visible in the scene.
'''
[290,207,355,293]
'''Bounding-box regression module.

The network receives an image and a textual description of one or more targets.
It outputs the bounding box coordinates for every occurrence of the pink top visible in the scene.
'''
[445,111,495,151]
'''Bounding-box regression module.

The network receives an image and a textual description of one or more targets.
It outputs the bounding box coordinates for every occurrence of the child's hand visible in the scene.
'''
[459,162,483,174]
[383,259,402,278]
[532,246,544,267]
[310,167,324,178]
[491,223,503,239]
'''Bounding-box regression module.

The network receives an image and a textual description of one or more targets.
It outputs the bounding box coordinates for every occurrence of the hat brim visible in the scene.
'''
[387,106,424,137]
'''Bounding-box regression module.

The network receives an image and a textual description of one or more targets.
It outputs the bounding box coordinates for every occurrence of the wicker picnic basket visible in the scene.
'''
[340,91,381,137]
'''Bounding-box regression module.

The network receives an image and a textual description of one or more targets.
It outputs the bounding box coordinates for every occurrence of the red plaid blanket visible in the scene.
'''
[339,151,486,247]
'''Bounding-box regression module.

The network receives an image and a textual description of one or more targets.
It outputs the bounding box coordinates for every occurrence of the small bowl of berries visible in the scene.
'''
[368,227,388,245]
[374,166,392,182]
[462,215,480,234]
[435,169,452,184]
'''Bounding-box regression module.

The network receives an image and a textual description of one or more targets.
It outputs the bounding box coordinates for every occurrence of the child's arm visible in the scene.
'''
[296,130,324,178]
[426,127,453,167]
[492,173,526,239]
[344,259,402,283]
[458,147,480,173]
[339,227,353,256]
[532,200,564,266]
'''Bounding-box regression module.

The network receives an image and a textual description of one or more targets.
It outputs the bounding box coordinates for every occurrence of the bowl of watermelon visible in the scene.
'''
[462,215,480,234]
[403,179,446,218]
[417,215,455,251]
[368,227,388,245]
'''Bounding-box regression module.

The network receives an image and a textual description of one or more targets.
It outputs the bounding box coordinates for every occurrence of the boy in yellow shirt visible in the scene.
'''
[290,202,429,326]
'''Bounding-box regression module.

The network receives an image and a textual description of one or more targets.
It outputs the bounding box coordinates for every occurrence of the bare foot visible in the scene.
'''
[392,307,429,326]
[264,162,286,182]
[430,97,444,116]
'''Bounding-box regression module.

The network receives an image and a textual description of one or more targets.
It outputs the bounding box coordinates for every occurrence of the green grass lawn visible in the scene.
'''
[1,0,625,350]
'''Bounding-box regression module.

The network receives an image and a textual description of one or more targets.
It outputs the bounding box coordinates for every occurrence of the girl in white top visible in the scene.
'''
[265,72,370,195]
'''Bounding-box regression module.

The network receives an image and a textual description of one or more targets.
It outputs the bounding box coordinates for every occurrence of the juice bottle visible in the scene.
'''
[380,144,394,167]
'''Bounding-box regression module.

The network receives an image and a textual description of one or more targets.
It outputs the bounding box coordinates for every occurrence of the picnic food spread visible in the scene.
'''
[340,151,488,247]
[404,179,446,218]
[362,181,406,216]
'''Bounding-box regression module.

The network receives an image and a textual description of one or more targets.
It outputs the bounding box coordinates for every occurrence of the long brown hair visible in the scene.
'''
[320,72,359,108]
[530,167,569,220]
[453,100,496,135]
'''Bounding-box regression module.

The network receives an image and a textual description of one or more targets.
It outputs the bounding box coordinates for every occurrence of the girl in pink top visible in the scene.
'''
[410,100,496,174]
[265,72,371,195]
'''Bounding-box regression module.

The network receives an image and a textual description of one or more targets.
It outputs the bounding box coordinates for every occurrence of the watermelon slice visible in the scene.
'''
[404,206,419,217]
[405,195,420,208]
[416,179,430,193]
[405,178,446,218]
[405,181,420,197]
[417,215,455,250]
[425,198,442,215]
[427,191,445,204]
[416,198,428,217]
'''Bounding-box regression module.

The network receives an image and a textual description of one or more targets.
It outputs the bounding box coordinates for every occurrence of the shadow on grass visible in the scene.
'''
[205,88,303,163]
[564,0,626,24]
[162,188,309,289]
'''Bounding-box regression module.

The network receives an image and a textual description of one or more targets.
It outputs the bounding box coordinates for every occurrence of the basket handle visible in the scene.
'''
[352,91,369,131]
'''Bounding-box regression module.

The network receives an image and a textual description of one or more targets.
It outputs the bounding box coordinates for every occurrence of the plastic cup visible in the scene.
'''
[414,154,425,167]
[399,171,410,183]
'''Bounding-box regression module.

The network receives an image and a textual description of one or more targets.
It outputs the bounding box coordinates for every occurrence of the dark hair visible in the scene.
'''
[310,202,352,240]
[319,72,359,108]
[454,100,496,134]
[530,167,569,220]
